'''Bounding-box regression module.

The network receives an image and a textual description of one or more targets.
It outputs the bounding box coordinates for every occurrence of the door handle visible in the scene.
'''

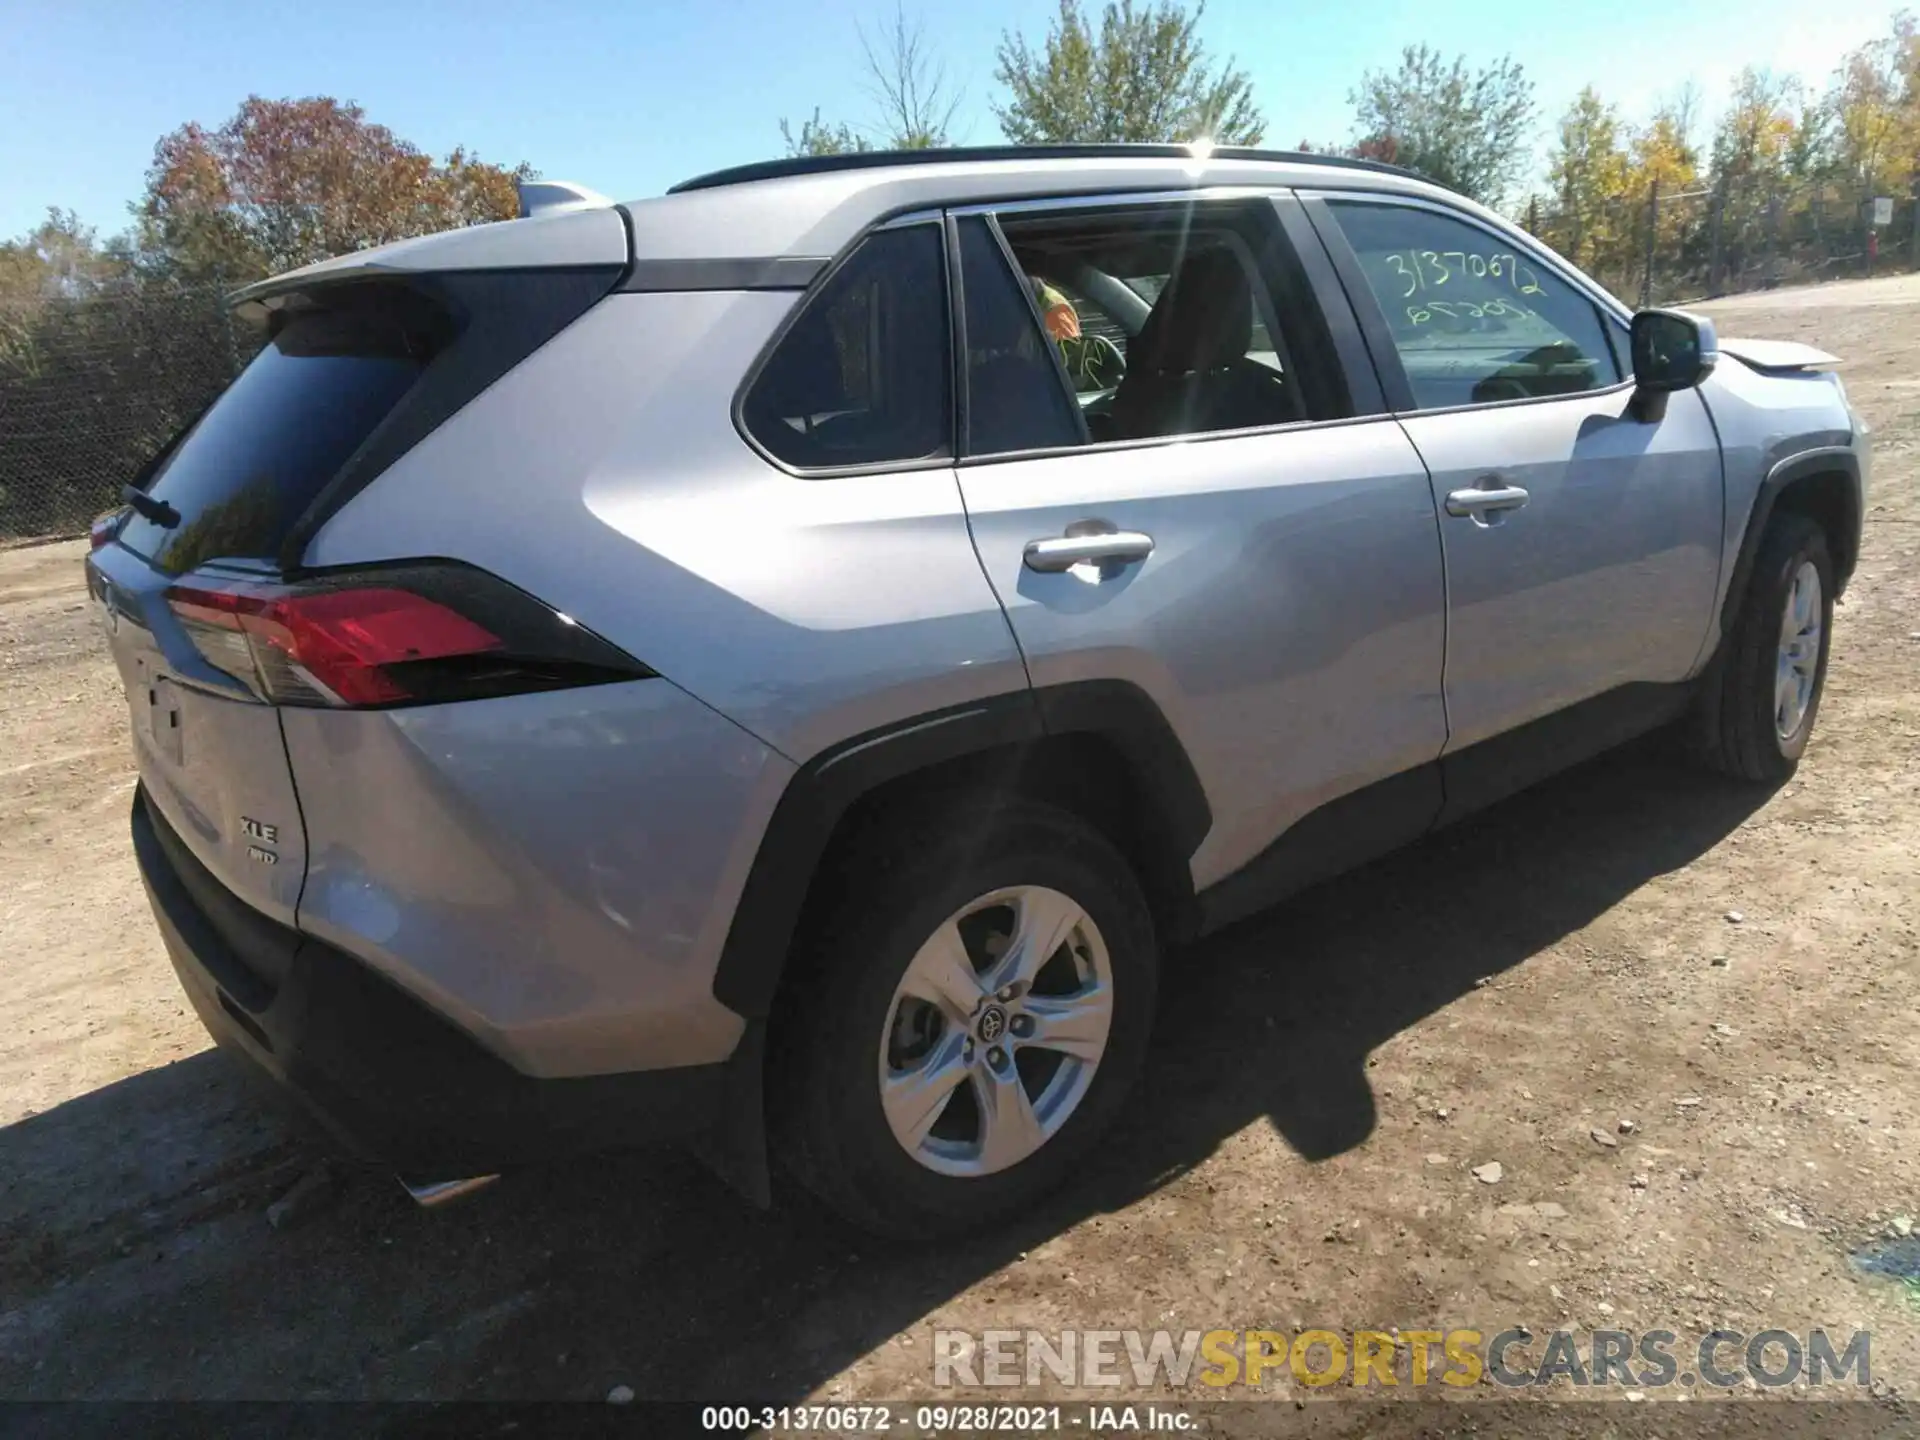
[1444,482,1531,520]
[1023,530,1156,573]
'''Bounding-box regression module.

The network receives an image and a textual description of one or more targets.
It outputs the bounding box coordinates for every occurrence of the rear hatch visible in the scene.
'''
[88,262,625,919]
[89,294,439,916]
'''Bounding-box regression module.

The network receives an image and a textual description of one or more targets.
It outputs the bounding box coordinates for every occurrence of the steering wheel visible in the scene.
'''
[1065,332,1127,392]
[1085,332,1125,374]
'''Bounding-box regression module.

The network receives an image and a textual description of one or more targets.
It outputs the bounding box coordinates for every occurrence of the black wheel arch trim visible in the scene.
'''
[1720,446,1862,639]
[710,680,1211,1021]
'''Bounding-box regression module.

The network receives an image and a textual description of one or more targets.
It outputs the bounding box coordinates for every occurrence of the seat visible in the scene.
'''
[1108,248,1294,441]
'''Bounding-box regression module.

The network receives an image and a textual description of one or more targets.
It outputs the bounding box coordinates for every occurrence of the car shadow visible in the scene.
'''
[0,738,1771,1405]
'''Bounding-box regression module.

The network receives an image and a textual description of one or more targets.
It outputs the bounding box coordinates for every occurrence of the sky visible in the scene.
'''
[0,0,1902,241]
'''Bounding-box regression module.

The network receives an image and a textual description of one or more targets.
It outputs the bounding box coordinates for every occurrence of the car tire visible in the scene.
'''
[771,799,1159,1240]
[1694,513,1835,783]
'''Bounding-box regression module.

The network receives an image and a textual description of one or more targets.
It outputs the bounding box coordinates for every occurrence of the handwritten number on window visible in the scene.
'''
[1385,253,1417,299]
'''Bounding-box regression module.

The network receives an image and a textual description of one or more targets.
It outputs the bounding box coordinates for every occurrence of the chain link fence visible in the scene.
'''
[1,283,257,544]
[1528,178,1920,310]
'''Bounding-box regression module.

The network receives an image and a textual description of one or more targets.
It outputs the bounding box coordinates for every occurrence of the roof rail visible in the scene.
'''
[668,144,1421,195]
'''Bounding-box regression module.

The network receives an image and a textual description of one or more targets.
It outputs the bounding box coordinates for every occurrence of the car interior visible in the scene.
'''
[1004,224,1303,443]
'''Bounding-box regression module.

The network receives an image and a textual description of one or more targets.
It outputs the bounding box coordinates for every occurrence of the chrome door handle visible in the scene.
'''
[1444,484,1531,519]
[1023,530,1156,573]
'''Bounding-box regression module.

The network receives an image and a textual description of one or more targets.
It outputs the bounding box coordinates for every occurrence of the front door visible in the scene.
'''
[1311,194,1725,752]
[946,194,1450,896]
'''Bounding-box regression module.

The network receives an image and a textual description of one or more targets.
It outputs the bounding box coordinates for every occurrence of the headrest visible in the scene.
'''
[1129,248,1253,374]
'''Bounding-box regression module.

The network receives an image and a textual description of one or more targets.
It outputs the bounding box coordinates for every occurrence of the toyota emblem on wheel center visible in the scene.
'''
[977,1005,1008,1043]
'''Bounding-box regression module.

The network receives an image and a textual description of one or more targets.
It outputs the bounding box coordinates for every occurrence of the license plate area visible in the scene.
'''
[134,672,186,767]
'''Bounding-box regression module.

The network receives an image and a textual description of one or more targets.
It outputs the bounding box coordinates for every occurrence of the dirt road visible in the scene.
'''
[3,280,1917,1430]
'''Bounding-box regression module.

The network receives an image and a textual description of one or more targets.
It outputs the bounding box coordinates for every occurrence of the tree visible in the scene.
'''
[1704,68,1804,282]
[0,210,120,321]
[781,5,958,155]
[0,209,239,536]
[861,4,961,148]
[1627,96,1703,267]
[1827,13,1920,195]
[780,109,875,157]
[1630,99,1701,189]
[1710,68,1803,203]
[0,210,126,387]
[1546,87,1631,276]
[992,0,1263,145]
[135,96,532,282]
[1349,45,1536,205]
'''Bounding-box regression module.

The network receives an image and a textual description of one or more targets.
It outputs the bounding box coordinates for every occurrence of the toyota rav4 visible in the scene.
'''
[86,145,1868,1237]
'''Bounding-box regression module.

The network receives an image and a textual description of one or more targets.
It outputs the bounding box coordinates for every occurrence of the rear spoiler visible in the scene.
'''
[227,189,629,314]
[516,180,614,219]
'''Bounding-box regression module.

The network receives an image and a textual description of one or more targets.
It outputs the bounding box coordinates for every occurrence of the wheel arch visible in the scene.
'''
[1722,448,1862,640]
[710,681,1211,1025]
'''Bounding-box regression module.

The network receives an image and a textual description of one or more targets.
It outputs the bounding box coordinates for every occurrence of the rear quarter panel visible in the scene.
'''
[281,679,793,1077]
[303,290,1031,764]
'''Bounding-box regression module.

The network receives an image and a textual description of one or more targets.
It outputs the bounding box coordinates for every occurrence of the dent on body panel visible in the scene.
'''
[283,678,790,1078]
[1178,463,1449,885]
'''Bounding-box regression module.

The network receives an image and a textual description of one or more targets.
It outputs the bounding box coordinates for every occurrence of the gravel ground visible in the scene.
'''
[2,278,1917,1435]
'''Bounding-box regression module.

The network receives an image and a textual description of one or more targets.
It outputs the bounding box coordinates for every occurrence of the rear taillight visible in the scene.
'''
[89,508,128,550]
[164,561,652,708]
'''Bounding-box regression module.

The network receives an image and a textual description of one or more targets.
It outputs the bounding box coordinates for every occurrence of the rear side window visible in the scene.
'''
[957,217,1085,454]
[119,305,432,575]
[741,226,951,470]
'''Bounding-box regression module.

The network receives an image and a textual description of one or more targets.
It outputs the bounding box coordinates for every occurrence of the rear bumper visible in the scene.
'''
[131,785,731,1177]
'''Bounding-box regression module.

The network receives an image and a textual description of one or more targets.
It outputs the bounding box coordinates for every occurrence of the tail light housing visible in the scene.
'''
[90,508,128,550]
[164,561,652,708]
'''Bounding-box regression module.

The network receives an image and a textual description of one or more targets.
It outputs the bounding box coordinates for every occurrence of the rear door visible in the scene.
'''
[86,299,435,918]
[1307,193,1724,752]
[948,193,1450,904]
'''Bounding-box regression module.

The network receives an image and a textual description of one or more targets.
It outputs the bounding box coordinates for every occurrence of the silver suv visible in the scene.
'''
[88,146,1868,1237]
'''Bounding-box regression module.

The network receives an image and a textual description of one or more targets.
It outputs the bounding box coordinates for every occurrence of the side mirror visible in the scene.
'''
[1629,308,1717,420]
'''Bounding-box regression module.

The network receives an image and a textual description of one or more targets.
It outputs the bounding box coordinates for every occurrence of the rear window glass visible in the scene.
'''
[740,225,951,470]
[958,217,1084,455]
[119,307,429,574]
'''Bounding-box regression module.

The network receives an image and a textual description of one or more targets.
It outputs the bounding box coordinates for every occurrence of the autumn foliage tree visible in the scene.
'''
[1546,87,1631,274]
[136,96,531,282]
[2,98,534,536]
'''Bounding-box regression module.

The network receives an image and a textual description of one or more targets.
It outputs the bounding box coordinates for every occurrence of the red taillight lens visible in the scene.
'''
[165,562,650,708]
[89,508,128,550]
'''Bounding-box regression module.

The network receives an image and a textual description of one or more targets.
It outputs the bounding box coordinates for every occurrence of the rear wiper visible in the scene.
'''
[122,485,181,528]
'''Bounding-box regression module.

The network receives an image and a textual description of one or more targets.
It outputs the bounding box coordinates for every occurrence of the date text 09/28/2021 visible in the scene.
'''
[700,1405,1193,1432]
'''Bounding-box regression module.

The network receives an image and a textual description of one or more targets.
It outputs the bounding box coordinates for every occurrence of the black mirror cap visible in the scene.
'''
[1631,307,1719,394]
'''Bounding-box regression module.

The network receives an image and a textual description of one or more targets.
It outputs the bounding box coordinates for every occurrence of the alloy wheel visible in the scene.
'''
[1775,559,1823,742]
[877,885,1113,1177]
